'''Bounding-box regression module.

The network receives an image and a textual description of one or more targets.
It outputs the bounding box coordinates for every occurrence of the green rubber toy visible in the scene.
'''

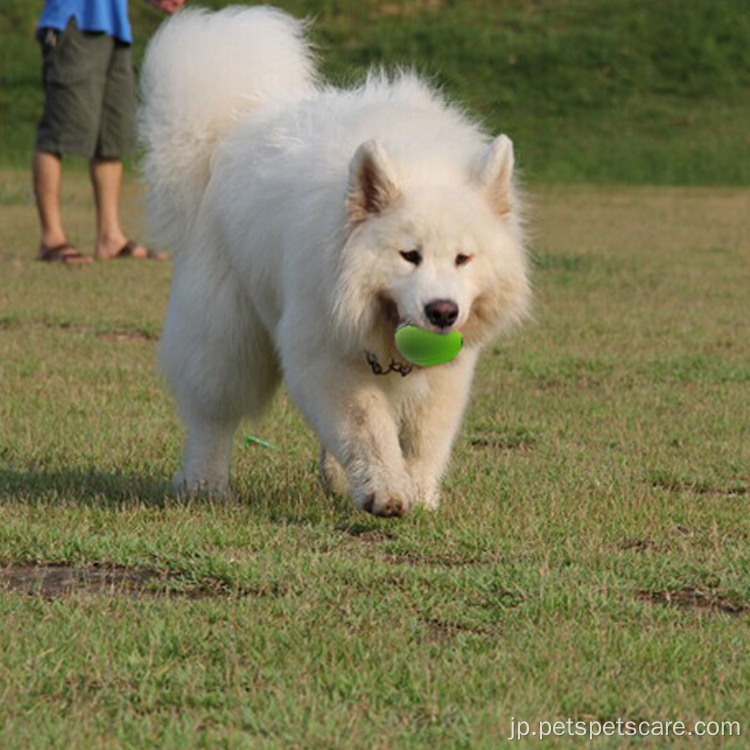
[395,324,463,367]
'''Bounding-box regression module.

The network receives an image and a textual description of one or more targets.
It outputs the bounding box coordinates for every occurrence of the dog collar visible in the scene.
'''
[365,350,413,377]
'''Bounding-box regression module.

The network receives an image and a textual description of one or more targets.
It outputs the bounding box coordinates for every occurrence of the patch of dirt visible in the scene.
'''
[379,0,443,17]
[469,427,536,451]
[383,552,489,568]
[0,563,266,600]
[469,435,536,452]
[0,316,158,342]
[95,329,159,343]
[620,538,661,552]
[637,588,746,616]
[338,524,395,544]
[0,563,174,600]
[422,616,496,637]
[650,477,748,497]
[0,317,21,330]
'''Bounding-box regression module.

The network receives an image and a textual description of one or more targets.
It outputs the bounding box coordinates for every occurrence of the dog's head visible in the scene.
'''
[332,136,530,359]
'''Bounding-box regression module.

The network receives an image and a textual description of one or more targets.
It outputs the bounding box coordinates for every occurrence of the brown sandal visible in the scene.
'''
[114,239,167,261]
[37,243,93,264]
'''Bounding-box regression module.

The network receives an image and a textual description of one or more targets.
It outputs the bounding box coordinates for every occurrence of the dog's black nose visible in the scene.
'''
[424,299,459,328]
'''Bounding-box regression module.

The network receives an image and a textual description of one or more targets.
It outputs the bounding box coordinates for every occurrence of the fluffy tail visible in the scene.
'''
[139,6,316,250]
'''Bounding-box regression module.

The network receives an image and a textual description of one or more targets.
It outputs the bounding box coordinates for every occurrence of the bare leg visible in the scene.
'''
[90,158,155,259]
[33,150,67,249]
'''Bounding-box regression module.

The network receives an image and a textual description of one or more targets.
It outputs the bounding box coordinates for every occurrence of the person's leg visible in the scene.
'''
[33,149,67,249]
[33,22,101,262]
[90,157,161,258]
[92,39,165,260]
[33,148,92,263]
[89,156,134,258]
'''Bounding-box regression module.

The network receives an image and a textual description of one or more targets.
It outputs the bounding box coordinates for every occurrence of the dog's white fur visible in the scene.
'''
[140,5,530,516]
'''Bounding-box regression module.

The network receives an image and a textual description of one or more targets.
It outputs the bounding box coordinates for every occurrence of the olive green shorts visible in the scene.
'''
[35,20,136,159]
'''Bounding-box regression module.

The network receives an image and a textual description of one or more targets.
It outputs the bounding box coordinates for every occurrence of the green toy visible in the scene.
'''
[244,435,277,450]
[395,324,463,367]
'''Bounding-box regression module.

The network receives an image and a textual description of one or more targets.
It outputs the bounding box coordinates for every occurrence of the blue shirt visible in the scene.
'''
[39,0,133,44]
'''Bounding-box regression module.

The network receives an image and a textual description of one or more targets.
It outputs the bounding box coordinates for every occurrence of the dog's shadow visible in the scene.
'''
[0,466,173,508]
[0,465,353,525]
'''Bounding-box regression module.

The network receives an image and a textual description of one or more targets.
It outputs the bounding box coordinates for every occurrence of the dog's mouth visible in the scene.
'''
[377,293,402,330]
[397,320,456,336]
[378,294,462,336]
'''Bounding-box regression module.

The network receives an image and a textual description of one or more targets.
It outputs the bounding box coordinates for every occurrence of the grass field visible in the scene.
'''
[1,168,749,748]
[3,0,750,183]
[1,0,750,744]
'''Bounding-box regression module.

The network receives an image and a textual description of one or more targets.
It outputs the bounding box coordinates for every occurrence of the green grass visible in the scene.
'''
[2,0,750,183]
[1,170,749,748]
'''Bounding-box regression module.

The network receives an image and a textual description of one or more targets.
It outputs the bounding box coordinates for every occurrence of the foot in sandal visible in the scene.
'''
[97,238,168,261]
[37,243,93,265]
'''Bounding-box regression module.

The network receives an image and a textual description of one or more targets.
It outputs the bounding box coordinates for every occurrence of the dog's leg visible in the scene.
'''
[319,446,349,496]
[401,353,478,510]
[161,255,281,497]
[284,359,414,516]
[176,412,239,497]
[337,389,415,516]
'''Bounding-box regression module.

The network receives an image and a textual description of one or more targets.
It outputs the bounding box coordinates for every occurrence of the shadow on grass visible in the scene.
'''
[241,483,365,528]
[0,466,173,507]
[0,465,356,522]
[0,466,401,539]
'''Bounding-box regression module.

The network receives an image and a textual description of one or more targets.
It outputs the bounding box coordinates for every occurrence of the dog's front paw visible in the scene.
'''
[351,481,413,518]
[173,472,230,499]
[354,492,407,518]
[361,492,407,517]
[411,475,441,511]
[414,486,441,511]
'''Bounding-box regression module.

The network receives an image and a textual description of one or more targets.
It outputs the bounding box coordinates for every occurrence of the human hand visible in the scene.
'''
[148,0,186,14]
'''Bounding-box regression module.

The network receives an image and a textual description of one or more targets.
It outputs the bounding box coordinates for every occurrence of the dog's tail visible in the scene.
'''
[139,6,316,251]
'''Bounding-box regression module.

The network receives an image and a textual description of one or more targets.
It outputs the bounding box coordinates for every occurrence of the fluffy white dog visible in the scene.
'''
[139,6,530,516]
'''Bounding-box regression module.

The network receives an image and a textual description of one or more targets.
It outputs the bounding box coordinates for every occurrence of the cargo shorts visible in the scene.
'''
[35,19,137,159]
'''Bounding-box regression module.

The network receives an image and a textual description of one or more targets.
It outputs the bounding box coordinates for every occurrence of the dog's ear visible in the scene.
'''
[347,140,401,224]
[477,135,515,218]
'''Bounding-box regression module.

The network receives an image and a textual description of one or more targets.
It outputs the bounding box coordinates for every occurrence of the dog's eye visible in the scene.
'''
[455,253,473,267]
[400,250,422,266]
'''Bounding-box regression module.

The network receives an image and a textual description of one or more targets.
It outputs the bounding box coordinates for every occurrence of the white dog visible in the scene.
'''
[139,6,530,516]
